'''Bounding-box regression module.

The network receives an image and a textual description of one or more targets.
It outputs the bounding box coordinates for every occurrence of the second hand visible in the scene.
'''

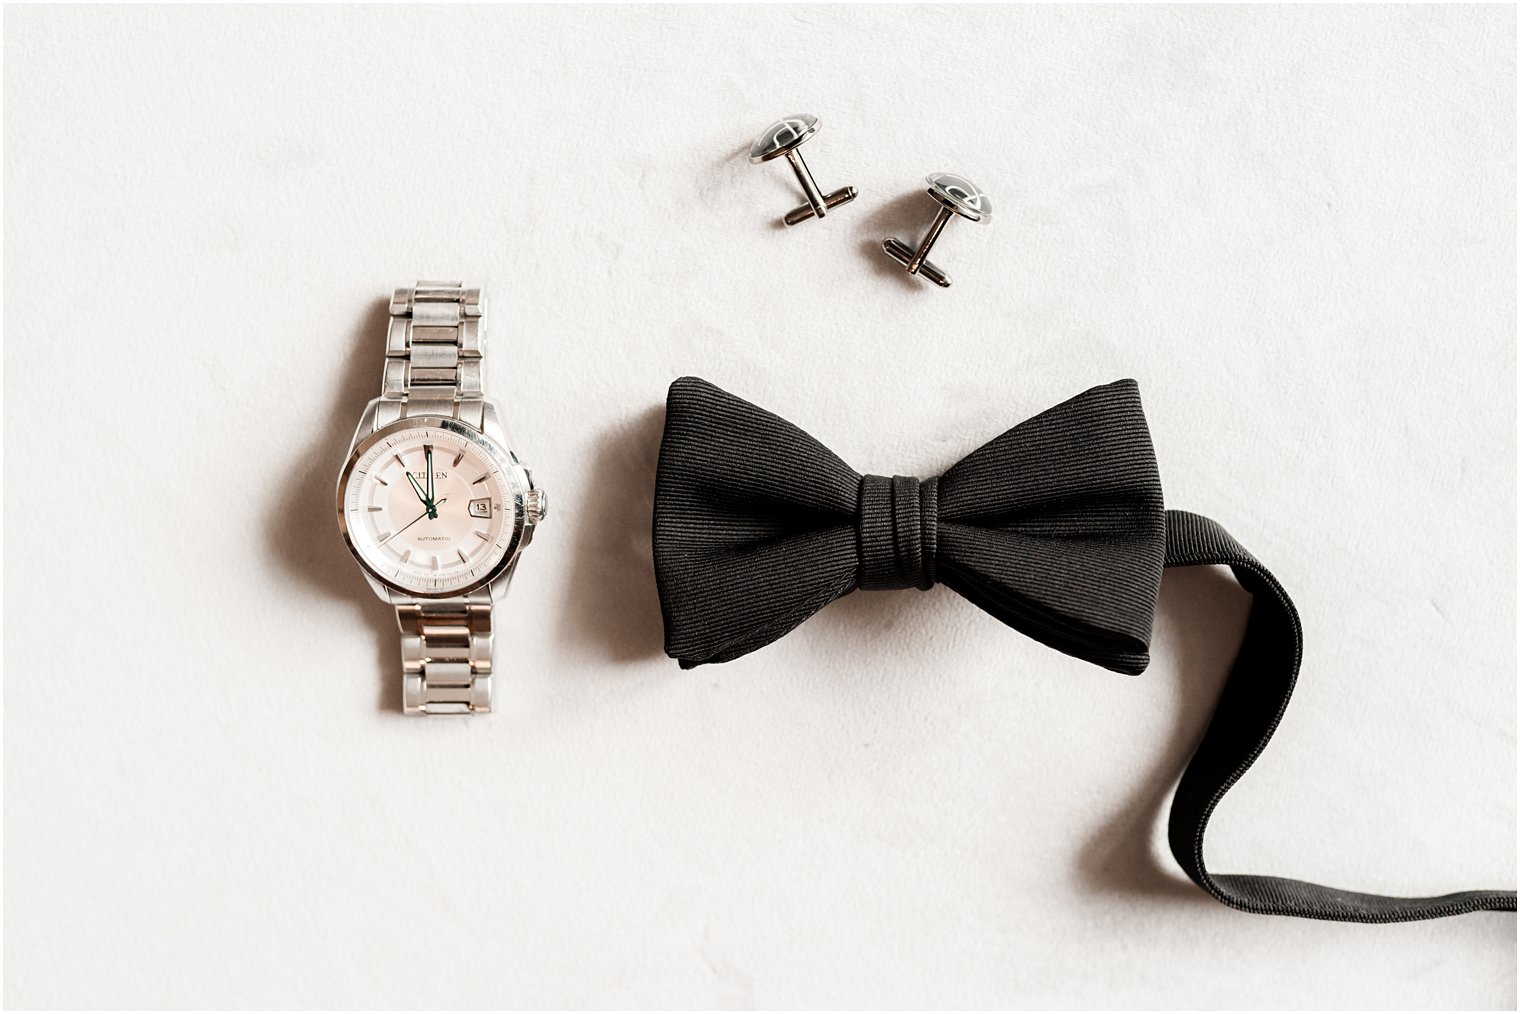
[379,498,447,546]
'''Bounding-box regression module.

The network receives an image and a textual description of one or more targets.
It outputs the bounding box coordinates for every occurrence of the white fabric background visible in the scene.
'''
[4,5,1515,1009]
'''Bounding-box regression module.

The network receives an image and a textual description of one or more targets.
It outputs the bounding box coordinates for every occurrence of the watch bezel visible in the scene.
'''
[336,414,529,599]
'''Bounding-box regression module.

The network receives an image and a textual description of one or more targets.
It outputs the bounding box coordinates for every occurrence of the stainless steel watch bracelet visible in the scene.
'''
[383,281,495,715]
[398,589,493,715]
[375,281,487,431]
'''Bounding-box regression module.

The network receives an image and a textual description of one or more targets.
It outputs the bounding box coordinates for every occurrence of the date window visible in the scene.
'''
[468,498,492,519]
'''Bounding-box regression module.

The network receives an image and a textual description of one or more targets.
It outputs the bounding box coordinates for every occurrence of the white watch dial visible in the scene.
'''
[340,421,522,596]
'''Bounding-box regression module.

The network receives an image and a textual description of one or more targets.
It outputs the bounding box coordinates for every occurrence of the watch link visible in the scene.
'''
[337,281,546,714]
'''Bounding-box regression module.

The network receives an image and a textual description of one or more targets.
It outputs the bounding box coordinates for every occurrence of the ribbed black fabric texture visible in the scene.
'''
[654,376,1165,673]
[651,376,1516,923]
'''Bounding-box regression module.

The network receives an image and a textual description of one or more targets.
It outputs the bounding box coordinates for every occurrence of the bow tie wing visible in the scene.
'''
[654,377,863,667]
[934,379,1167,674]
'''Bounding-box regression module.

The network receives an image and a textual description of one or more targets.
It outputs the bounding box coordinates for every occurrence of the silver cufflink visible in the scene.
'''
[882,173,992,288]
[750,113,858,227]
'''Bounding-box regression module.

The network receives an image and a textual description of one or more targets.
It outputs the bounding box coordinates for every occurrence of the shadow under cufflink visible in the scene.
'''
[1074,564,1251,906]
[554,405,668,665]
[264,297,402,713]
[714,140,751,169]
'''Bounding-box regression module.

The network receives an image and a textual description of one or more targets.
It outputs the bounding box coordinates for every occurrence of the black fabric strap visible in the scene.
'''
[1163,509,1516,922]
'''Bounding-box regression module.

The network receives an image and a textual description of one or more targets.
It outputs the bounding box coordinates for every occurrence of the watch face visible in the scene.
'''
[338,417,526,597]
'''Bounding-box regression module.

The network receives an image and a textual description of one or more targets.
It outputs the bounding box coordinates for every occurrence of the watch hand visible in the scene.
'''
[425,445,436,503]
[406,470,431,507]
[379,498,447,546]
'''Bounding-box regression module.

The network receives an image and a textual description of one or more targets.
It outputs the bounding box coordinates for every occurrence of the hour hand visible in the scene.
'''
[405,471,438,518]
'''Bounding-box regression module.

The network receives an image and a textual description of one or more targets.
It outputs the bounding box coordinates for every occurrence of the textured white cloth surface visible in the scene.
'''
[4,5,1515,1009]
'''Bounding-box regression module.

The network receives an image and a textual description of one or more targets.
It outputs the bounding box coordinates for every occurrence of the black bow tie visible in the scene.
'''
[652,376,1515,925]
[654,376,1165,673]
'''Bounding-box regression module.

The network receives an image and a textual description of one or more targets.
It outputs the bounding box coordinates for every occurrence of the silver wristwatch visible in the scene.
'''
[336,281,546,715]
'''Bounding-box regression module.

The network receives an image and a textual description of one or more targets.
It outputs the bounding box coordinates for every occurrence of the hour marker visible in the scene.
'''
[430,555,439,571]
[367,506,382,512]
[377,531,393,542]
[472,475,488,485]
[393,454,407,468]
[398,548,411,563]
[474,530,490,541]
[457,549,469,564]
[375,476,389,486]
[452,451,465,467]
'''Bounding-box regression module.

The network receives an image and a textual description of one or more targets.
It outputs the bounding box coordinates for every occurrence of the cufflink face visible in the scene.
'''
[749,114,818,162]
[882,172,992,288]
[749,112,858,227]
[926,172,992,223]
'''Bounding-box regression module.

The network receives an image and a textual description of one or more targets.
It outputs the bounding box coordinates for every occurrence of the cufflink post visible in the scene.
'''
[882,173,992,288]
[750,113,858,226]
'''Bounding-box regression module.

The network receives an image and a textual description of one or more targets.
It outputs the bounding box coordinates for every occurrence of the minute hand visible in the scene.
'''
[379,498,447,546]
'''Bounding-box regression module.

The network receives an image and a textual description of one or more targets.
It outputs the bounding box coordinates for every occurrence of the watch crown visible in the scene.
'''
[525,488,548,524]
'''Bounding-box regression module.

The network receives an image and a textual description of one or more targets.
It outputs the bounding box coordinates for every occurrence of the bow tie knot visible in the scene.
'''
[858,474,938,591]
